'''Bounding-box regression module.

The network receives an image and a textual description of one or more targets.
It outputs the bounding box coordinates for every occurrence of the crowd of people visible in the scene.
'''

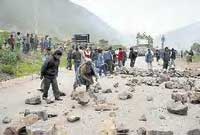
[2,32,195,102]
[4,32,55,54]
[145,47,178,71]
[40,45,188,101]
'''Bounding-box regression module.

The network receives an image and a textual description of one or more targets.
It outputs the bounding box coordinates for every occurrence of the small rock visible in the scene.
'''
[102,89,112,93]
[137,127,146,135]
[118,91,133,100]
[26,120,56,135]
[146,96,153,102]
[159,115,166,120]
[25,96,41,105]
[72,105,76,109]
[187,129,200,135]
[121,75,128,78]
[165,81,174,89]
[113,83,119,88]
[190,92,200,104]
[95,103,118,111]
[167,101,188,115]
[116,123,129,134]
[48,113,58,118]
[148,130,173,135]
[24,110,48,121]
[95,82,102,90]
[73,91,90,106]
[24,109,31,116]
[46,99,54,104]
[109,112,116,117]
[2,117,12,124]
[67,115,80,122]
[159,73,170,83]
[36,111,48,121]
[171,92,188,103]
[139,114,147,121]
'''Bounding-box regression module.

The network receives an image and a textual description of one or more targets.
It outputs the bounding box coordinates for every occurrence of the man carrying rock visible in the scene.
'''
[40,50,65,101]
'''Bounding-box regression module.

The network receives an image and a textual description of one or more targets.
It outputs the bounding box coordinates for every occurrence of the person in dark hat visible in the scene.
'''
[40,50,65,101]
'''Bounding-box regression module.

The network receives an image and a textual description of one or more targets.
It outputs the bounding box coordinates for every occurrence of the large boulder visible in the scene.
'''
[167,101,188,115]
[4,114,39,135]
[25,96,41,105]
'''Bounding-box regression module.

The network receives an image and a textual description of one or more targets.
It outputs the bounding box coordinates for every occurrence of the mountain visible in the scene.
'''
[0,0,126,44]
[154,22,200,50]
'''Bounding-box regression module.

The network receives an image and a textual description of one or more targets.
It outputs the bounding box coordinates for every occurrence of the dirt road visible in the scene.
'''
[0,57,200,135]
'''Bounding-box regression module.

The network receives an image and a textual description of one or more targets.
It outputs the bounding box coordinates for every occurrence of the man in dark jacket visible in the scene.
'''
[129,47,137,67]
[40,50,64,101]
[163,47,171,70]
[72,47,82,73]
[66,48,73,70]
[170,48,176,68]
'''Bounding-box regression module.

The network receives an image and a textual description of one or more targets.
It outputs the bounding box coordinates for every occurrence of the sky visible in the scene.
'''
[71,0,200,36]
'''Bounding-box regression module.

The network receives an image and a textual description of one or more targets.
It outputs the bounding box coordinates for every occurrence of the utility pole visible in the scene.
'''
[161,35,165,49]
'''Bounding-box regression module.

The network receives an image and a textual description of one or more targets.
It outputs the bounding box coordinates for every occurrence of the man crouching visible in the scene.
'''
[40,50,65,101]
[73,58,98,93]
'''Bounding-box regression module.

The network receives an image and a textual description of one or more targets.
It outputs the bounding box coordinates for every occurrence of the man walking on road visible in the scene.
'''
[66,48,73,70]
[72,47,82,73]
[129,47,137,67]
[40,50,65,101]
[145,48,154,71]
[163,47,171,70]
[169,48,176,69]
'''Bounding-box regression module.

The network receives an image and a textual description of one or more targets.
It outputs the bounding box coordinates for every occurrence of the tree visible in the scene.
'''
[191,42,200,54]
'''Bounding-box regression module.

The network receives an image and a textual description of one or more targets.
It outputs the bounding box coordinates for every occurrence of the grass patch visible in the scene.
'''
[0,49,69,78]
[193,55,200,62]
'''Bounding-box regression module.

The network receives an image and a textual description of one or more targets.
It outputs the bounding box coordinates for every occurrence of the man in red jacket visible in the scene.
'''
[118,48,124,68]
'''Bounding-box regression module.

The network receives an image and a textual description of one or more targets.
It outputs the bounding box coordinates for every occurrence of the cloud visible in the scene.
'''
[71,0,200,35]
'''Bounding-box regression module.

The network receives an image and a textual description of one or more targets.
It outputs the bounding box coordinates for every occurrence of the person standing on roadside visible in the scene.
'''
[129,47,138,67]
[8,34,15,51]
[118,48,124,68]
[169,48,176,69]
[122,48,127,66]
[163,47,171,70]
[145,48,154,71]
[72,47,82,73]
